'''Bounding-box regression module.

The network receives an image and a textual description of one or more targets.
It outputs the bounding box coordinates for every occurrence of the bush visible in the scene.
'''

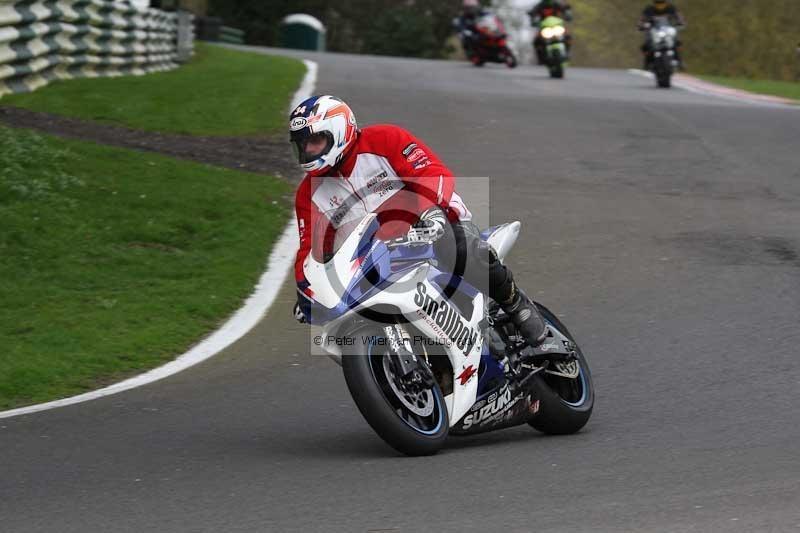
[364,6,441,58]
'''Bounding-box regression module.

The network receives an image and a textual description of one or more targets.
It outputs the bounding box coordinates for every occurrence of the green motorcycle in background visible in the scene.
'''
[537,16,569,79]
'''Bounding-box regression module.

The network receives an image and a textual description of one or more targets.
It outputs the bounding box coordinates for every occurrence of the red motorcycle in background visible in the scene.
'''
[461,13,518,68]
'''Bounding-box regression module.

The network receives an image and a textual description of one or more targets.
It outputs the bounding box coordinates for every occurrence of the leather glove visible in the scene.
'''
[407,208,447,244]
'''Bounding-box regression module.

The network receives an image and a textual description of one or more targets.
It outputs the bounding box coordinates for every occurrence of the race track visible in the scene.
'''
[2,49,800,532]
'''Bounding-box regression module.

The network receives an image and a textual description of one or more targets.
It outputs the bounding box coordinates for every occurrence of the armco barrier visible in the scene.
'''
[219,25,243,45]
[0,0,194,100]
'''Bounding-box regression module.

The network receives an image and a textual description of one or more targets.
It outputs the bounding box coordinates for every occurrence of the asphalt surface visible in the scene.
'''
[3,49,800,532]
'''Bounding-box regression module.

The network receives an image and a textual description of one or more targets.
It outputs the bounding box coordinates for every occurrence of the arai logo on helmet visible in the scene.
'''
[290,117,308,131]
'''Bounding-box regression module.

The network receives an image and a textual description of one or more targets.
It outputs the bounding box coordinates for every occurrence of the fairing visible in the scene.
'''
[305,212,525,427]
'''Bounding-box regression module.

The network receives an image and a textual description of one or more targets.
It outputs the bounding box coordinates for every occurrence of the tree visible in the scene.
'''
[209,0,463,58]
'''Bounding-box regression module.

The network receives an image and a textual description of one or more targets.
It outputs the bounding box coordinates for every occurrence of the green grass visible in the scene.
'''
[0,126,293,409]
[1,43,306,136]
[696,75,800,103]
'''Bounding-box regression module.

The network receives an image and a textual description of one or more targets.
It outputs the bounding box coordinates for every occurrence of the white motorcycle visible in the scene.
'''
[643,18,682,88]
[304,210,594,456]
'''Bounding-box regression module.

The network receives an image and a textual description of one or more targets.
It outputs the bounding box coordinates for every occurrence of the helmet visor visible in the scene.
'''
[291,131,334,165]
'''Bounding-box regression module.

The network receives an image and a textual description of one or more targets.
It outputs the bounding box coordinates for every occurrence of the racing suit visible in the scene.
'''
[294,124,546,348]
[456,9,491,57]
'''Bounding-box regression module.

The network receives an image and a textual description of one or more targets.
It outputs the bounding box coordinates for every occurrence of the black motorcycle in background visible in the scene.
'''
[640,18,683,88]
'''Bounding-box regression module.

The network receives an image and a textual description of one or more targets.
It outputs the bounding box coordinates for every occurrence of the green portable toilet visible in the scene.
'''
[280,14,326,51]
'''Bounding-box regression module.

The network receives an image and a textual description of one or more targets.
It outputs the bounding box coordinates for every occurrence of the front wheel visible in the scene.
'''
[342,329,449,456]
[504,50,518,68]
[548,50,564,79]
[527,303,594,434]
[655,56,672,88]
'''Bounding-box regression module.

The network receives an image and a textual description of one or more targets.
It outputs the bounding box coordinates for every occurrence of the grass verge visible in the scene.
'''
[0,126,292,409]
[695,75,800,103]
[0,43,306,136]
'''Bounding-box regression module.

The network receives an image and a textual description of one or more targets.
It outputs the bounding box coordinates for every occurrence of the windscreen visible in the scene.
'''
[311,210,368,264]
[477,14,502,34]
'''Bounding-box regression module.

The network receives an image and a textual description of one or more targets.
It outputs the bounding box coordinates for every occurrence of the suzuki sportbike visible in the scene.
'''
[304,210,594,456]
[537,15,569,79]
[461,13,518,68]
[643,18,681,88]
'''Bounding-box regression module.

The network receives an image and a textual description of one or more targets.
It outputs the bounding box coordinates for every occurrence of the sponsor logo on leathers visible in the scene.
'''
[406,148,427,163]
[402,142,418,157]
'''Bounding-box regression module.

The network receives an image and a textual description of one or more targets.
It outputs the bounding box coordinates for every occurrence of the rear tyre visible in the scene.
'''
[342,329,449,456]
[527,303,594,435]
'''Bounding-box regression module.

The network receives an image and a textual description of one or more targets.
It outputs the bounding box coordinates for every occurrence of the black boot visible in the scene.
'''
[448,222,548,348]
[500,283,547,347]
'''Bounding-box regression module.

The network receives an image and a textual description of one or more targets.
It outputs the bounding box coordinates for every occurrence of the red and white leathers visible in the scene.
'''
[294,124,472,290]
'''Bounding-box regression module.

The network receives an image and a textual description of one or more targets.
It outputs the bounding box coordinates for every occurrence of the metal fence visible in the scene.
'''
[0,0,194,100]
[218,25,243,45]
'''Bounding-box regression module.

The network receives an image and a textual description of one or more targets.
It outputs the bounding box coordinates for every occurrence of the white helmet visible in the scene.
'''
[289,95,358,175]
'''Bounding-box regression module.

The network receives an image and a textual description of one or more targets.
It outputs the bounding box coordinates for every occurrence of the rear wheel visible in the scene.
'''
[527,304,594,434]
[342,329,449,456]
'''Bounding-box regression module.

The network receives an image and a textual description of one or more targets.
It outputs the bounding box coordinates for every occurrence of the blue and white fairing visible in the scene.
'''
[303,212,521,427]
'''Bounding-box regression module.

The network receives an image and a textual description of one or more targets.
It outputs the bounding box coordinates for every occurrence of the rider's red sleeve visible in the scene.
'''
[375,124,466,222]
[294,176,317,288]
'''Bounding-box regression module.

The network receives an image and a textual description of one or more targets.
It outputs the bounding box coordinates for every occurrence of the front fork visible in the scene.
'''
[383,324,436,388]
[546,41,568,62]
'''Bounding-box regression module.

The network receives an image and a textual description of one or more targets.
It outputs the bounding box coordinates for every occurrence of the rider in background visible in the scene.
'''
[638,0,685,69]
[455,0,490,58]
[290,94,549,349]
[529,0,573,65]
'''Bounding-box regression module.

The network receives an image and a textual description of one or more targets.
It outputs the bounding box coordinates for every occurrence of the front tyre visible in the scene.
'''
[505,50,518,68]
[548,49,564,79]
[655,55,672,88]
[342,330,449,456]
[527,304,594,434]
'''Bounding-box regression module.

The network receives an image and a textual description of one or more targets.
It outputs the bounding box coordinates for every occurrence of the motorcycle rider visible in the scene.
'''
[529,0,573,65]
[455,0,490,58]
[639,0,685,69]
[290,95,548,350]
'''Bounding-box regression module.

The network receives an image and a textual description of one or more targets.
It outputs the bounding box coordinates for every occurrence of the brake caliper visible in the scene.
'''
[384,325,435,389]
